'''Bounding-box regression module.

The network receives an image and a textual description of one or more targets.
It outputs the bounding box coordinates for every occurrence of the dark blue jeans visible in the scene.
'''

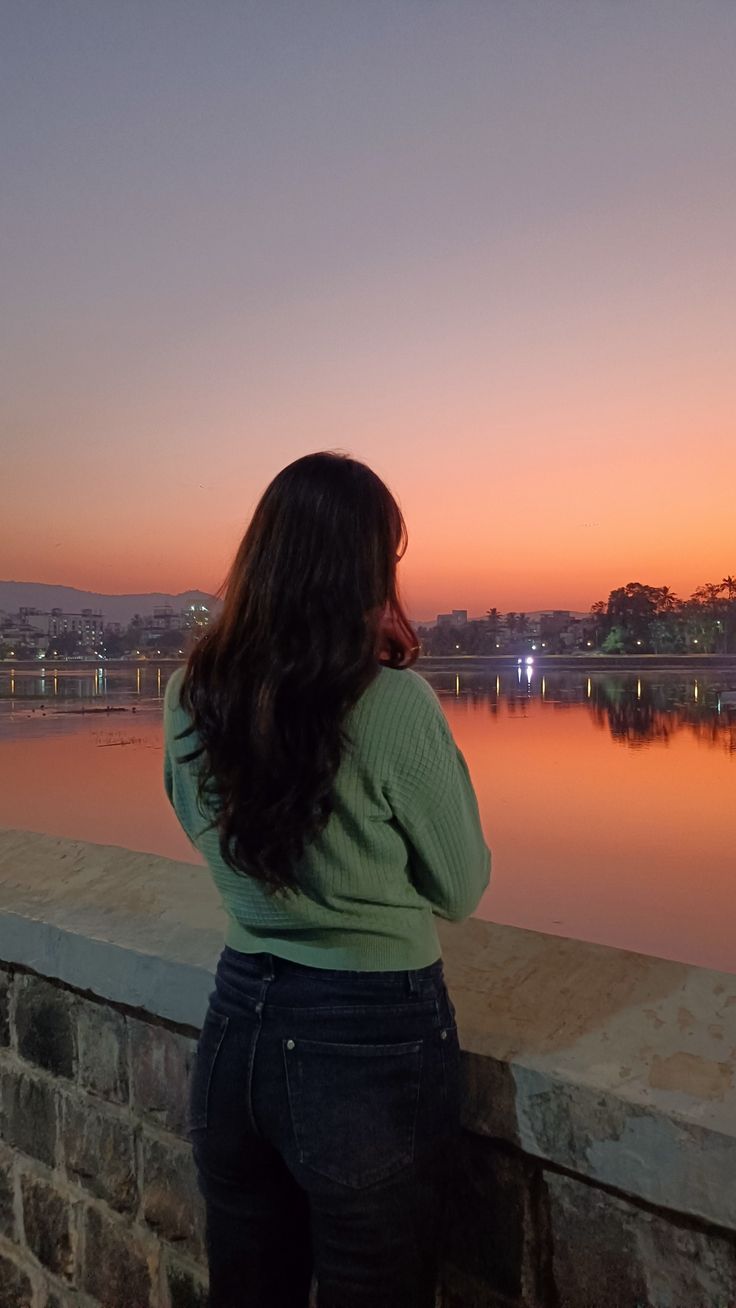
[189,946,461,1308]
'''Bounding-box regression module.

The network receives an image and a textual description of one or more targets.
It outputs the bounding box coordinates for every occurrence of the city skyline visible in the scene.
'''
[2,572,735,628]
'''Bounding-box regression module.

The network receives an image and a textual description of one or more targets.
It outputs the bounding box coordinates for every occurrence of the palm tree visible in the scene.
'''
[485,607,504,649]
[656,586,680,612]
[589,599,608,647]
[690,583,726,652]
[505,612,519,638]
[693,583,723,610]
[721,576,736,653]
[516,613,532,639]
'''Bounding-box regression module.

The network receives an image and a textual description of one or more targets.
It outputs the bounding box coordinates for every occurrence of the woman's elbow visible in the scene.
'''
[443,847,491,921]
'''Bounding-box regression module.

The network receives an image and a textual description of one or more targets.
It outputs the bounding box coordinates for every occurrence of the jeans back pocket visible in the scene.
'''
[284,1037,423,1189]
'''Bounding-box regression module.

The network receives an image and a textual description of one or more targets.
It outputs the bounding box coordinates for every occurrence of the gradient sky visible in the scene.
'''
[2,1,735,619]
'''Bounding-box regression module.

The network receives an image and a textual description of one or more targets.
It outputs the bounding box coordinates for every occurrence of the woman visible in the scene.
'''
[163,451,491,1308]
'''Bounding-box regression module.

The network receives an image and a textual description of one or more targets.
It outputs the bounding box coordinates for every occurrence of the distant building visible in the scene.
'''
[2,622,48,653]
[47,608,104,644]
[14,606,104,646]
[436,609,468,627]
[539,611,571,641]
[152,605,177,630]
[17,607,47,633]
[180,604,210,631]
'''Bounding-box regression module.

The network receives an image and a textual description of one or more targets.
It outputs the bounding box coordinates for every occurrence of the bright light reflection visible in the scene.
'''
[637,679,642,700]
[455,674,460,697]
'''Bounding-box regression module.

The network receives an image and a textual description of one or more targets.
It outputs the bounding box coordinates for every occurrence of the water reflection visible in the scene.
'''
[1,664,735,759]
[1,660,735,971]
[431,669,736,757]
[0,662,162,707]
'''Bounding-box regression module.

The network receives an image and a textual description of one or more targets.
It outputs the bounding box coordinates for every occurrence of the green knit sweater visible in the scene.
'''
[163,663,491,971]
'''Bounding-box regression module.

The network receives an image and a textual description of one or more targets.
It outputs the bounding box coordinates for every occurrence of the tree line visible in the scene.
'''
[589,577,736,654]
[417,575,736,656]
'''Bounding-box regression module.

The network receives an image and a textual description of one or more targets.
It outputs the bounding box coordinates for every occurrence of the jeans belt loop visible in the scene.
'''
[407,969,419,995]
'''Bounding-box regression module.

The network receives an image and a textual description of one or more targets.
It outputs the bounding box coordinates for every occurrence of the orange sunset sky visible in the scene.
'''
[3,3,735,620]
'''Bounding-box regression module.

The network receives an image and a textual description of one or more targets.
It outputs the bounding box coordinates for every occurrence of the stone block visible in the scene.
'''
[166,1256,209,1308]
[81,1205,152,1308]
[76,998,128,1104]
[141,1132,205,1259]
[0,1152,15,1238]
[440,1262,515,1307]
[0,968,10,1047]
[461,1050,521,1145]
[129,1018,196,1137]
[513,1061,736,1233]
[20,1174,75,1281]
[0,1068,57,1166]
[441,1133,541,1305]
[61,1096,137,1213]
[15,975,75,1079]
[0,1252,33,1308]
[547,1170,736,1308]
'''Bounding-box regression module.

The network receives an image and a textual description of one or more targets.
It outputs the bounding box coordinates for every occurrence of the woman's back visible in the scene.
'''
[165,660,490,971]
[167,451,491,1306]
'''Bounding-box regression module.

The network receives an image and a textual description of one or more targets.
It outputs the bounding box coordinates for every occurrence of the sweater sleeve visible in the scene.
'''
[162,669,201,848]
[162,671,179,810]
[386,677,491,921]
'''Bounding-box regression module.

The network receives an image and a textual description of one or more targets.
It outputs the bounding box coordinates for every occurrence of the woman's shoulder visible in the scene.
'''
[374,663,437,697]
[163,665,188,723]
[361,664,444,724]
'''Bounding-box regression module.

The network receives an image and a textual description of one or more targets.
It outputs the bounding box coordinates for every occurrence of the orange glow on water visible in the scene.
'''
[1,668,734,973]
[444,692,735,971]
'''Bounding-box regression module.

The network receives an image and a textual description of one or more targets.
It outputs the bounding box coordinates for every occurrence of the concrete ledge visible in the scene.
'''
[0,829,224,1027]
[439,915,736,1231]
[1,827,734,1235]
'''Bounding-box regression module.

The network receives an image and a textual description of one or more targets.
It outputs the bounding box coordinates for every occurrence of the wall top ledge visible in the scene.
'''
[1,828,734,1229]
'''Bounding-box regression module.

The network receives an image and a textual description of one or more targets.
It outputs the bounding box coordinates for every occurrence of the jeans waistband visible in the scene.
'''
[217,945,444,998]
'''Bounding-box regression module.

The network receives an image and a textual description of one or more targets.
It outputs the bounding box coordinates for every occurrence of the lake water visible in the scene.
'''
[1,662,734,974]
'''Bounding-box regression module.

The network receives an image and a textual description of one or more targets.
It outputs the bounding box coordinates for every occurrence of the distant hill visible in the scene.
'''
[0,581,221,627]
[0,582,590,630]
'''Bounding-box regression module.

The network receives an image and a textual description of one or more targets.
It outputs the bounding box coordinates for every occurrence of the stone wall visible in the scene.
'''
[0,828,735,1308]
[0,965,207,1308]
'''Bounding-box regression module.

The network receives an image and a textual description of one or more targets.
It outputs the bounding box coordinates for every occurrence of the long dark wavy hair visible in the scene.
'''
[170,451,420,896]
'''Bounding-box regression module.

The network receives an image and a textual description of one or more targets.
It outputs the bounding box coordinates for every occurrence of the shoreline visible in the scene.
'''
[3,653,736,674]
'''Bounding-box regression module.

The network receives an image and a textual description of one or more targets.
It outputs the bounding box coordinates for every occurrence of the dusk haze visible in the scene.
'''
[3,2,735,614]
